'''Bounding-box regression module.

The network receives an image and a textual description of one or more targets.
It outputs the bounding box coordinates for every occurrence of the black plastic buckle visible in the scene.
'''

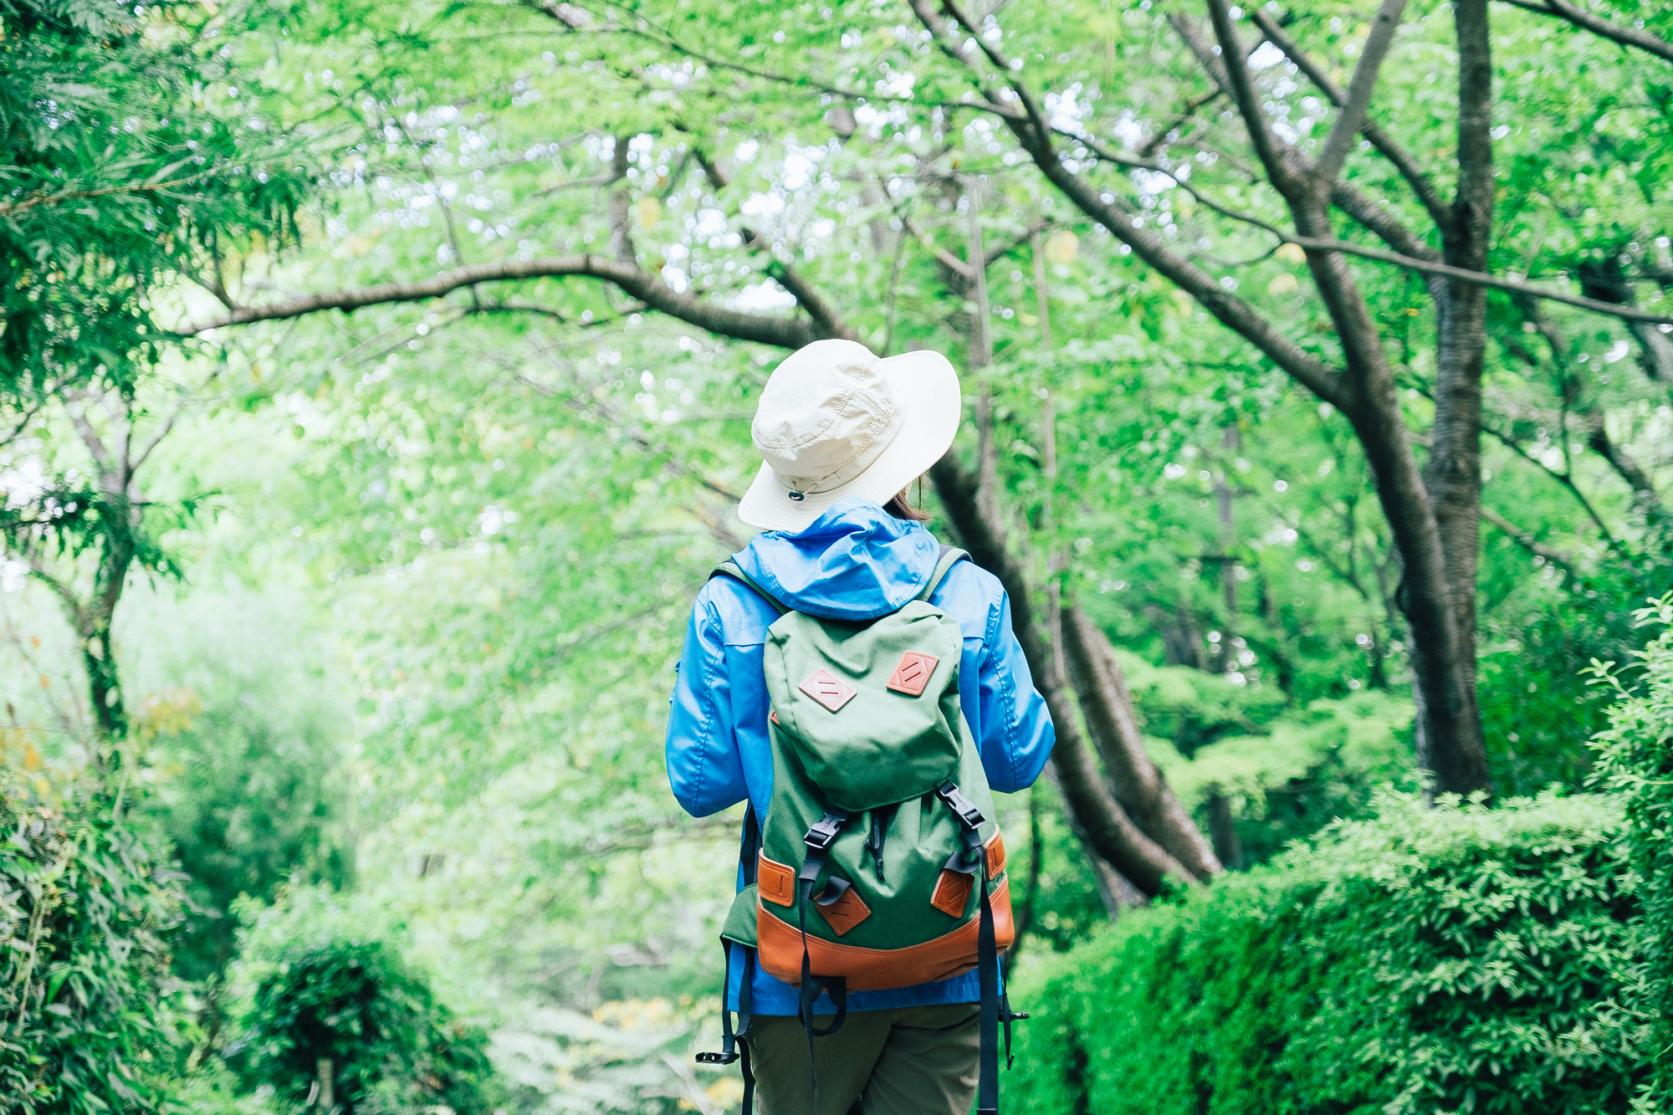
[804,811,846,852]
[695,1050,740,1065]
[935,780,985,830]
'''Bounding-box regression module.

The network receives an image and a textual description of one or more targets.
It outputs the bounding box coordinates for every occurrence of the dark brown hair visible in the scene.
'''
[885,479,931,522]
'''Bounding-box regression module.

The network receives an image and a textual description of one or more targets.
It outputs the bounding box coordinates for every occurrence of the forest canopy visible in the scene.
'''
[0,0,1669,1111]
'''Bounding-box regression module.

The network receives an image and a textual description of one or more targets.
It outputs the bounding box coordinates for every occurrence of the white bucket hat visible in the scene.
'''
[738,339,961,533]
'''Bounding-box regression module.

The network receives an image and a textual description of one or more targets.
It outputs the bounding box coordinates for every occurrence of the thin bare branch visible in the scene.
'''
[1282,233,1673,325]
[909,0,1350,408]
[528,0,1026,122]
[1480,505,1579,574]
[1499,0,1673,63]
[64,403,114,476]
[686,139,860,342]
[1314,0,1411,185]
[130,365,232,474]
[177,254,822,350]
[1200,0,1303,195]
[1251,7,1450,226]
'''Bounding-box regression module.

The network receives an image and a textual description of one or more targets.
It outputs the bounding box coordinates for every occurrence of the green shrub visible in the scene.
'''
[1118,650,1288,755]
[129,585,352,983]
[0,760,187,1114]
[225,887,500,1114]
[1155,691,1415,865]
[1009,794,1651,1114]
[1587,594,1673,1105]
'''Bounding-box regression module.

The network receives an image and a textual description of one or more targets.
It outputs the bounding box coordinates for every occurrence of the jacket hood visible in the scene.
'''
[732,498,941,621]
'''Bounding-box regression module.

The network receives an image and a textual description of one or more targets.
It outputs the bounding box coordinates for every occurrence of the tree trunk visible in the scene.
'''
[929,454,1193,896]
[1415,0,1494,796]
[1342,376,1489,796]
[935,174,1215,893]
[1204,789,1244,870]
[1060,607,1221,879]
[1210,424,1240,673]
[80,623,126,741]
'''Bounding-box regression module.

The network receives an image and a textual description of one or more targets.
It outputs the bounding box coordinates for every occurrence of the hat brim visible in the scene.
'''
[737,349,961,533]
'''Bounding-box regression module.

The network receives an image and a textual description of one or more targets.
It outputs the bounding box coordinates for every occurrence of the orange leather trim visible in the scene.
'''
[758,853,795,907]
[757,878,1015,991]
[817,886,871,936]
[931,869,973,918]
[985,831,1006,877]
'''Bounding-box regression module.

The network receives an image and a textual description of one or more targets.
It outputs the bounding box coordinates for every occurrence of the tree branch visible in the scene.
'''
[1201,0,1303,196]
[1281,233,1673,325]
[526,0,1027,122]
[130,365,232,475]
[64,402,114,476]
[1480,505,1579,574]
[687,141,860,342]
[177,255,821,350]
[927,452,1193,895]
[909,0,1350,409]
[1313,0,1411,185]
[1061,607,1222,879]
[24,560,86,631]
[1251,7,1450,226]
[1499,0,1673,64]
[1174,11,1444,270]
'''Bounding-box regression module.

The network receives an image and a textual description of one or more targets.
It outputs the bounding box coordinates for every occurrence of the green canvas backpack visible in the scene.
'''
[696,546,1025,1115]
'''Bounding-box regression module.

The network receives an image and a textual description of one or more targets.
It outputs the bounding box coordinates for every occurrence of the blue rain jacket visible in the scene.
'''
[664,499,1056,1017]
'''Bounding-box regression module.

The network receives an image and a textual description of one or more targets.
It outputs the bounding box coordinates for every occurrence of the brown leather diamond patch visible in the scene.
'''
[816,886,872,936]
[798,668,857,713]
[886,651,940,697]
[930,868,973,918]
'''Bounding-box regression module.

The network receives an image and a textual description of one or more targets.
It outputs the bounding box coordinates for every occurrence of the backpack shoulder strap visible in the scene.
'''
[914,544,969,603]
[711,560,789,616]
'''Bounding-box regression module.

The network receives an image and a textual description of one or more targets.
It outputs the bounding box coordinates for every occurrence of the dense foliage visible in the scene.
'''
[1587,595,1673,1105]
[0,0,305,398]
[0,764,184,1114]
[1009,793,1652,1114]
[226,887,501,1114]
[130,587,352,982]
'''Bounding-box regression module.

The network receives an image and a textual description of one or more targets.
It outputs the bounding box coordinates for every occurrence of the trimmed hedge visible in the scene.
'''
[1009,794,1652,1114]
[1587,595,1673,1105]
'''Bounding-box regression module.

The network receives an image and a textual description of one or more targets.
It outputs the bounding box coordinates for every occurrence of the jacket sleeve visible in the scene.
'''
[975,589,1056,793]
[665,593,748,817]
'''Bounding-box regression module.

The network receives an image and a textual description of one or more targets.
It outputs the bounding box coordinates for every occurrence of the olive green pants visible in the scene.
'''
[744,1004,980,1115]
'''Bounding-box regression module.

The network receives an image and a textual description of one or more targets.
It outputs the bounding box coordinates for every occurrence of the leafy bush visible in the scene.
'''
[1118,650,1288,755]
[0,758,186,1114]
[1009,793,1652,1114]
[132,588,352,982]
[225,887,500,1114]
[1153,690,1415,865]
[1587,594,1673,1105]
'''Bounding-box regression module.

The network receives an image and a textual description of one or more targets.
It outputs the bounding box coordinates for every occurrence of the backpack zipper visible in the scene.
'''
[866,807,892,883]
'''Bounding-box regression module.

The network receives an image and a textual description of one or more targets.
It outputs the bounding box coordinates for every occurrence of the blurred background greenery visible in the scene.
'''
[1,0,1669,1111]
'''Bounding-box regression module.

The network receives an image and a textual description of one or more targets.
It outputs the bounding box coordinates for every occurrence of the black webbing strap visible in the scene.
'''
[696,807,761,1113]
[976,860,1000,1115]
[737,948,756,1113]
[795,811,849,1104]
[938,781,1001,1115]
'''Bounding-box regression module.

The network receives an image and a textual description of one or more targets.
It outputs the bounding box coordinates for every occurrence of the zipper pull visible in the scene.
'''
[868,812,887,883]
